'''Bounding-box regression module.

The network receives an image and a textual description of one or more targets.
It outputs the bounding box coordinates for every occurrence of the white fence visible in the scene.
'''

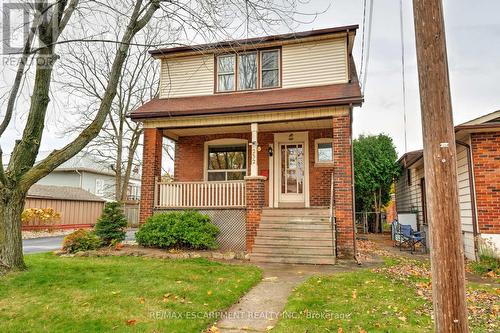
[155,181,246,208]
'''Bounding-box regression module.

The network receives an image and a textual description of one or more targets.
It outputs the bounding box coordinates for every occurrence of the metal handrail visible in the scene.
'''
[329,170,337,263]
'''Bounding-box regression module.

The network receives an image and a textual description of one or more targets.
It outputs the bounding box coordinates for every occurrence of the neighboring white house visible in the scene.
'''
[36,154,141,201]
[396,110,500,260]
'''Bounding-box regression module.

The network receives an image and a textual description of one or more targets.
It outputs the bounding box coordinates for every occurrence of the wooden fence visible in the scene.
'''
[23,197,105,230]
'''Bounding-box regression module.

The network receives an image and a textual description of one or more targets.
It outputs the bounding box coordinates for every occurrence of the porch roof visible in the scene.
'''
[130,82,362,121]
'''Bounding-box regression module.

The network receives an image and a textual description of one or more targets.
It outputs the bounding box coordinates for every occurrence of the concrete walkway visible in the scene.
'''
[216,260,368,333]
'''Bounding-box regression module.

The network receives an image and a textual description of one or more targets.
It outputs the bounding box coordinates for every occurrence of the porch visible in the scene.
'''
[138,107,356,258]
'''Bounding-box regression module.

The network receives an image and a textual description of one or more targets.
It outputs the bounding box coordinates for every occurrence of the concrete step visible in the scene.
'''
[252,245,334,255]
[260,216,331,223]
[262,209,329,217]
[256,229,333,238]
[250,253,336,265]
[254,237,334,247]
[258,223,331,231]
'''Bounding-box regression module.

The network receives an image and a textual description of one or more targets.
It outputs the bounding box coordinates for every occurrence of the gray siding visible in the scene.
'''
[457,140,476,260]
[396,145,477,260]
[37,172,81,188]
[396,162,425,229]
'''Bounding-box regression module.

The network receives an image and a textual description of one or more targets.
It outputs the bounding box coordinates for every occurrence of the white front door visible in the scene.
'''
[274,133,308,207]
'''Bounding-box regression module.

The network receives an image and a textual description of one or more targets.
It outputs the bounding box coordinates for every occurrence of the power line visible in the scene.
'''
[400,0,408,153]
[359,0,368,84]
[359,0,374,93]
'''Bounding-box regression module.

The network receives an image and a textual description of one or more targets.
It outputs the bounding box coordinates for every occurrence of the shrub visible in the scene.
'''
[94,202,128,246]
[62,229,101,253]
[21,207,61,225]
[136,210,220,250]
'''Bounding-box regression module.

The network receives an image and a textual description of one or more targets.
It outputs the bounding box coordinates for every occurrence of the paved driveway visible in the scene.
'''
[23,229,137,254]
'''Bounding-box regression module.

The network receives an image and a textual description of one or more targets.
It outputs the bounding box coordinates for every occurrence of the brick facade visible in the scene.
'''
[147,114,355,254]
[331,114,355,256]
[471,132,500,234]
[245,176,266,251]
[139,128,163,223]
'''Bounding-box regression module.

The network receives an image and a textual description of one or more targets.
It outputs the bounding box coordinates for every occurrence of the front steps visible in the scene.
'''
[250,208,336,265]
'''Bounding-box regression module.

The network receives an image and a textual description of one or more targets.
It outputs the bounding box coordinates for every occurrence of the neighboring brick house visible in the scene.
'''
[131,26,363,264]
[395,110,500,260]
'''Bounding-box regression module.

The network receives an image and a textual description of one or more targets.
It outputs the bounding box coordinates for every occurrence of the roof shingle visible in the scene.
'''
[27,185,105,202]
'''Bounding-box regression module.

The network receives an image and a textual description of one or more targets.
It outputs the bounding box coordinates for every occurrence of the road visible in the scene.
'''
[23,229,137,254]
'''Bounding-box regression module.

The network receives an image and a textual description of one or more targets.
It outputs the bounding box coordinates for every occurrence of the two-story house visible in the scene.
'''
[131,26,363,264]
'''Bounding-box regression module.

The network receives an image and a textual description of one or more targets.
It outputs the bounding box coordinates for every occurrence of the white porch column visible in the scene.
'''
[250,123,258,176]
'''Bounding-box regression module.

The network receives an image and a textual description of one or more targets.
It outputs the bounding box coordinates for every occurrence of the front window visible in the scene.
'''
[207,145,247,181]
[216,49,280,92]
[315,138,334,165]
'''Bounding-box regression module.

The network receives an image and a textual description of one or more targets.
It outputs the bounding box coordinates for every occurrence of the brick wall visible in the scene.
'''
[309,128,334,206]
[471,132,500,234]
[139,128,163,223]
[245,176,266,251]
[174,133,251,181]
[331,114,355,256]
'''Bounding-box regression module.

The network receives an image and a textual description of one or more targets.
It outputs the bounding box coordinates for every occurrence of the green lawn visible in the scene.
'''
[272,269,433,333]
[0,253,262,333]
[273,256,498,333]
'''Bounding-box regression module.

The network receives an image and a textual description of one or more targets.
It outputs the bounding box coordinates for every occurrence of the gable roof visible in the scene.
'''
[150,25,358,58]
[455,110,500,132]
[27,185,105,202]
[397,150,423,168]
[53,154,141,181]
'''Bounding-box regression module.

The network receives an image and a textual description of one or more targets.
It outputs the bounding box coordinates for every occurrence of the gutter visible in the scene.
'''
[456,140,479,261]
[349,106,360,264]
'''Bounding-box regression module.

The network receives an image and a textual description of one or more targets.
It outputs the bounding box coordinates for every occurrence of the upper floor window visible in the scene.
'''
[261,50,280,88]
[217,55,236,91]
[216,49,280,92]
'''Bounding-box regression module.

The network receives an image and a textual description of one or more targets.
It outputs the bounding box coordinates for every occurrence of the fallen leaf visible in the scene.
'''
[126,319,137,326]
[208,325,220,333]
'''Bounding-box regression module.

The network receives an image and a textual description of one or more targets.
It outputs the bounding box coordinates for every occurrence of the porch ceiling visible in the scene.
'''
[163,118,333,138]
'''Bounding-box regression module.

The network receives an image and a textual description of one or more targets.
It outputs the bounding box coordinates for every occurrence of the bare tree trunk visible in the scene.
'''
[374,191,380,233]
[378,187,382,233]
[120,128,142,201]
[0,189,27,271]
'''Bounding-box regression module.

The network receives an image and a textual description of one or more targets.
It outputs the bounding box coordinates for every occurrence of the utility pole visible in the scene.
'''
[412,1,469,332]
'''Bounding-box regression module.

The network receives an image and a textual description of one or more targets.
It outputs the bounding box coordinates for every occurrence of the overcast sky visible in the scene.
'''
[307,0,500,156]
[1,0,499,159]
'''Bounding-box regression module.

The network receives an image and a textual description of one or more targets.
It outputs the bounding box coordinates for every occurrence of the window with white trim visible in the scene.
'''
[207,144,247,181]
[315,138,334,165]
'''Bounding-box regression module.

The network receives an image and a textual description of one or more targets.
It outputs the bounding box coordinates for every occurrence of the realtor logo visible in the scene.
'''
[2,1,59,56]
[2,2,31,55]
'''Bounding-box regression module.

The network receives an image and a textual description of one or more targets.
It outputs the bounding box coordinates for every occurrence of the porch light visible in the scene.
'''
[268,146,273,157]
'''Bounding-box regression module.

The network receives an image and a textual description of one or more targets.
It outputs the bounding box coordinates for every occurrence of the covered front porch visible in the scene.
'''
[139,106,355,254]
